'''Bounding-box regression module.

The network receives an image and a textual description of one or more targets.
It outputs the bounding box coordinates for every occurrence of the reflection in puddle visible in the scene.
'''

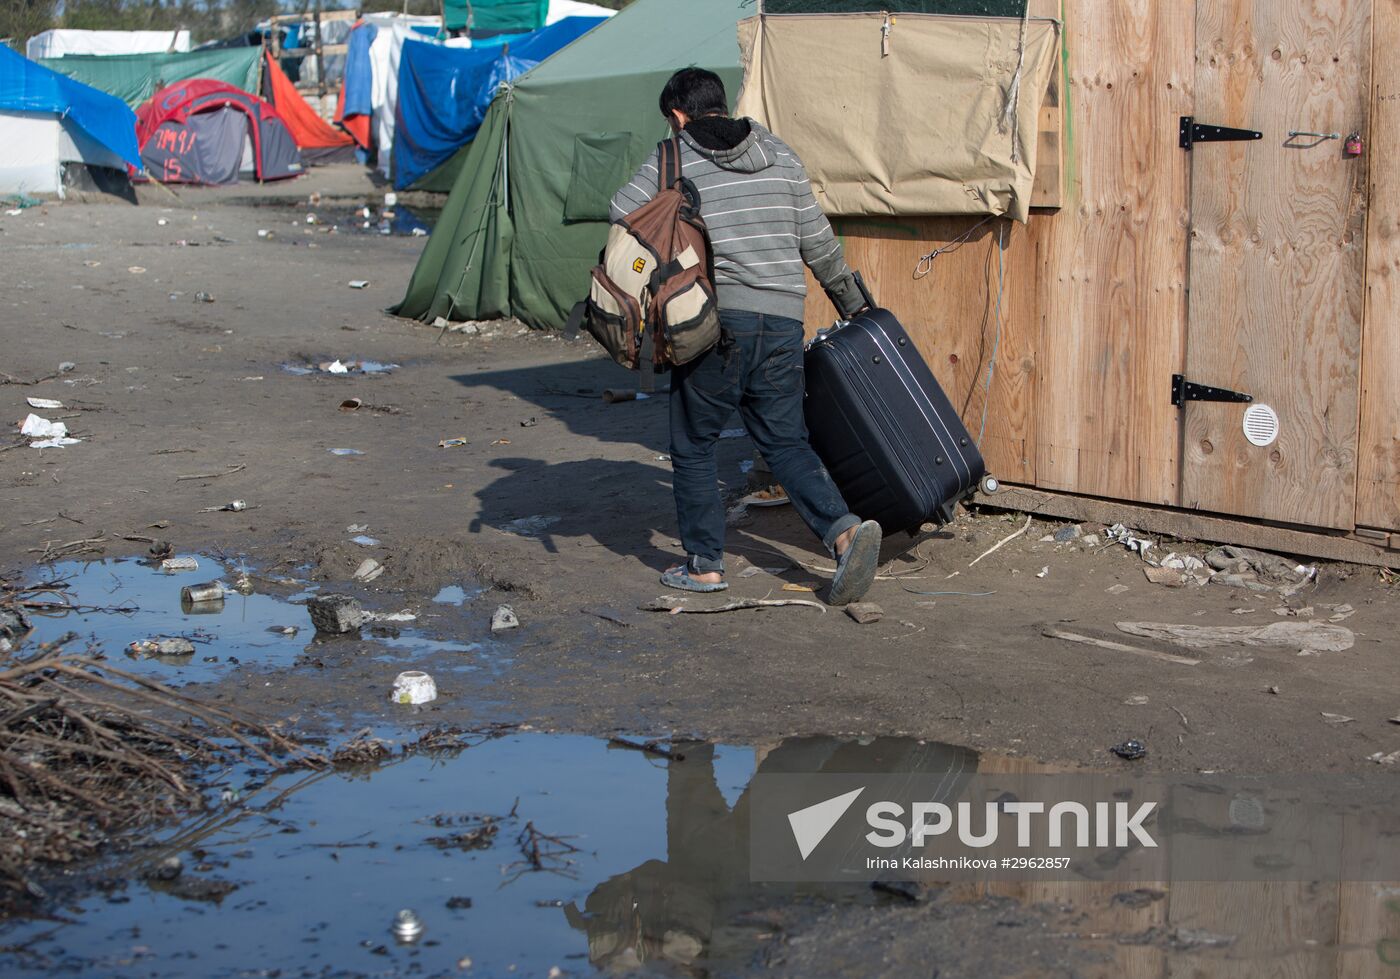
[0,734,975,976]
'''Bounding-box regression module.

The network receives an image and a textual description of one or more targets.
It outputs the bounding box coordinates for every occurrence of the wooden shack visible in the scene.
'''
[751,0,1398,565]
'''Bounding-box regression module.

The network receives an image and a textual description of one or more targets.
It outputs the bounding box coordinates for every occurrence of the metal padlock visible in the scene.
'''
[1344,132,1364,157]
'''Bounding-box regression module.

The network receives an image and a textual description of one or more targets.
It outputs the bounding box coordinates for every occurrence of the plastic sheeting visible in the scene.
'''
[0,45,142,171]
[25,29,192,60]
[443,0,547,33]
[393,0,749,330]
[262,52,355,163]
[393,16,605,190]
[735,12,1058,221]
[38,47,261,107]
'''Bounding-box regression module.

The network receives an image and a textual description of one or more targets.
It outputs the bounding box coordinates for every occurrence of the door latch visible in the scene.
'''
[1171,374,1254,408]
[1179,117,1264,151]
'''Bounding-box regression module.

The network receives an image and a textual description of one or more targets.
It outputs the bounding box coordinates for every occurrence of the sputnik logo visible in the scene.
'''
[787,788,864,860]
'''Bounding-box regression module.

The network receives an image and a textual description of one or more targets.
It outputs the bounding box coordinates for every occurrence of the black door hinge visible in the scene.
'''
[1179,116,1264,150]
[1172,374,1254,408]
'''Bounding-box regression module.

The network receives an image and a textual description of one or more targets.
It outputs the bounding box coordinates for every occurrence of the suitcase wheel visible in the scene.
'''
[980,475,1000,495]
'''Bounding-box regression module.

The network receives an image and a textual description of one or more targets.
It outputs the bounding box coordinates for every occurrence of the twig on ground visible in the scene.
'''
[641,596,826,615]
[175,464,246,481]
[969,513,1033,567]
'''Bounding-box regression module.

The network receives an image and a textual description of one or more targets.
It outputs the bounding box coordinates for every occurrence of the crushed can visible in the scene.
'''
[180,582,226,613]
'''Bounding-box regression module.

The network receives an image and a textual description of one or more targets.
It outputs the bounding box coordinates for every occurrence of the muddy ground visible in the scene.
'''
[3,167,1400,976]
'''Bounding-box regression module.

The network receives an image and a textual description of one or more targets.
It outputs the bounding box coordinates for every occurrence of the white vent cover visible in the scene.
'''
[1242,404,1280,447]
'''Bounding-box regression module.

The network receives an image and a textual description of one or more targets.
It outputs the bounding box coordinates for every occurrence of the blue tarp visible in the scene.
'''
[0,44,142,169]
[391,16,603,190]
[341,21,377,120]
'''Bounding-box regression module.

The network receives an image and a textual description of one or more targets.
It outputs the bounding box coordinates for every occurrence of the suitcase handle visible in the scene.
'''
[852,270,876,311]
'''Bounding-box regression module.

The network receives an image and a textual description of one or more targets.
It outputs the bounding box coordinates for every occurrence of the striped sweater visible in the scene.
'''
[609,120,864,323]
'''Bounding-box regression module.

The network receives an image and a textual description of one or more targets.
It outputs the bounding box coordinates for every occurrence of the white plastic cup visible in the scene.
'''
[391,671,437,705]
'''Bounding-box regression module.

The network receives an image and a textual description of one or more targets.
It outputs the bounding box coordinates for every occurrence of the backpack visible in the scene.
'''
[574,137,721,372]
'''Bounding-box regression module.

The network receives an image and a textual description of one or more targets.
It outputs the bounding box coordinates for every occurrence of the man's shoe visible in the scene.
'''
[828,520,882,606]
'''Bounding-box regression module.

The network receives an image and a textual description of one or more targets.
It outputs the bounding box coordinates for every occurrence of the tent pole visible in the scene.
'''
[314,0,326,100]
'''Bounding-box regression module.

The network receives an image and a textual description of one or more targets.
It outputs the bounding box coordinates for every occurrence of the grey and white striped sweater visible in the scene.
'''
[609,120,864,323]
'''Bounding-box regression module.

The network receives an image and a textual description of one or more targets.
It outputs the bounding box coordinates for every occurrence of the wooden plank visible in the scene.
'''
[274,44,348,58]
[804,214,1040,487]
[1041,627,1201,666]
[1029,0,1063,209]
[1031,0,1193,507]
[1182,0,1370,530]
[1357,0,1400,532]
[975,483,1400,568]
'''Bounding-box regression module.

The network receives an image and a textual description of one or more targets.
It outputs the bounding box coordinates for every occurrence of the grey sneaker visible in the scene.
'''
[828,520,882,606]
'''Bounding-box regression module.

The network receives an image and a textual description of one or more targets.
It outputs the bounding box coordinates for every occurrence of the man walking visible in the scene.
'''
[609,68,881,605]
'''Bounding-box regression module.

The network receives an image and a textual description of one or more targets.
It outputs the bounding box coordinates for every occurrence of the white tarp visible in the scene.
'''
[25,29,191,60]
[0,110,127,197]
[546,0,616,23]
[363,13,441,176]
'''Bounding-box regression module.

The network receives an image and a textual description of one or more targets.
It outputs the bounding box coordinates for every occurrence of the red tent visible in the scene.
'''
[261,53,356,164]
[135,79,302,185]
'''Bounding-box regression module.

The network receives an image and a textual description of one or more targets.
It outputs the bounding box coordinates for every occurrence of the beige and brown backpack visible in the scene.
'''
[575,138,720,372]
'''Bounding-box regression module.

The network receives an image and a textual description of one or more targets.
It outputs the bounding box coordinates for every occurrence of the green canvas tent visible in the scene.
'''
[39,47,261,107]
[442,0,548,33]
[393,0,748,330]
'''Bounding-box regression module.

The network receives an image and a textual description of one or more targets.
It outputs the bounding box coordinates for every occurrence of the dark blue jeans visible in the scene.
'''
[669,309,859,575]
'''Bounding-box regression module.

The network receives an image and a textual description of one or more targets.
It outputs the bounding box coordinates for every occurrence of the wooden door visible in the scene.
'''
[1180,0,1370,529]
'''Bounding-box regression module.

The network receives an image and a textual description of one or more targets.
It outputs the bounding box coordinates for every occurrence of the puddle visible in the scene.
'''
[18,557,491,683]
[0,733,950,976]
[236,197,439,237]
[432,584,484,606]
[280,359,399,377]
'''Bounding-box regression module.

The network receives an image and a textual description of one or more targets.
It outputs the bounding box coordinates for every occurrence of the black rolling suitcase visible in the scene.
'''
[804,274,987,534]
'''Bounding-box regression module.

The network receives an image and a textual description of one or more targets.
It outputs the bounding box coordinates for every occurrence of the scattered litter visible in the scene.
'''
[199,499,248,513]
[350,535,380,547]
[1106,583,1130,595]
[1204,545,1317,594]
[353,558,384,582]
[491,605,519,633]
[641,595,825,614]
[781,582,817,592]
[439,437,469,448]
[1272,605,1314,618]
[1143,566,1187,587]
[1115,620,1354,654]
[128,266,146,274]
[1389,716,1400,725]
[308,594,364,634]
[390,673,437,707]
[4,209,22,217]
[160,556,199,573]
[411,227,428,236]
[1110,739,1147,761]
[30,435,80,449]
[1079,534,1102,547]
[520,417,538,428]
[1231,607,1255,615]
[180,582,225,607]
[364,610,416,624]
[1036,566,1049,579]
[1161,552,1208,573]
[25,398,62,410]
[1268,685,1280,695]
[1043,627,1200,666]
[738,566,786,579]
[339,398,362,411]
[1053,524,1083,542]
[348,280,370,289]
[346,524,369,533]
[741,486,789,508]
[499,515,560,537]
[194,291,214,303]
[126,638,196,659]
[719,428,747,439]
[175,464,246,481]
[329,448,364,456]
[1369,750,1400,765]
[257,229,269,237]
[1326,604,1356,623]
[1105,523,1154,557]
[969,513,1033,567]
[1123,695,1150,706]
[845,602,884,625]
[1320,712,1355,725]
[656,455,670,462]
[19,413,67,440]
[490,438,510,446]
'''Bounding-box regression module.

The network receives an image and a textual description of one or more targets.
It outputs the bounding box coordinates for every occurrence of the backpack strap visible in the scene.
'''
[657,136,684,191]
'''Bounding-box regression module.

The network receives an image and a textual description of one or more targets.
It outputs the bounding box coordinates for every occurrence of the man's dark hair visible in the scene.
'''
[659,67,728,120]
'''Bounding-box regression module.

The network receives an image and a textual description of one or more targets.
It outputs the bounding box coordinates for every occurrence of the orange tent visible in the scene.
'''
[262,52,356,164]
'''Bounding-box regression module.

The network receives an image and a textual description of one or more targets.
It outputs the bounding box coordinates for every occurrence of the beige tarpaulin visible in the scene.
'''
[736,13,1059,222]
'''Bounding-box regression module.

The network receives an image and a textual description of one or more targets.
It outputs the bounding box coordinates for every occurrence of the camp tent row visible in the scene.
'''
[395,0,1400,566]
